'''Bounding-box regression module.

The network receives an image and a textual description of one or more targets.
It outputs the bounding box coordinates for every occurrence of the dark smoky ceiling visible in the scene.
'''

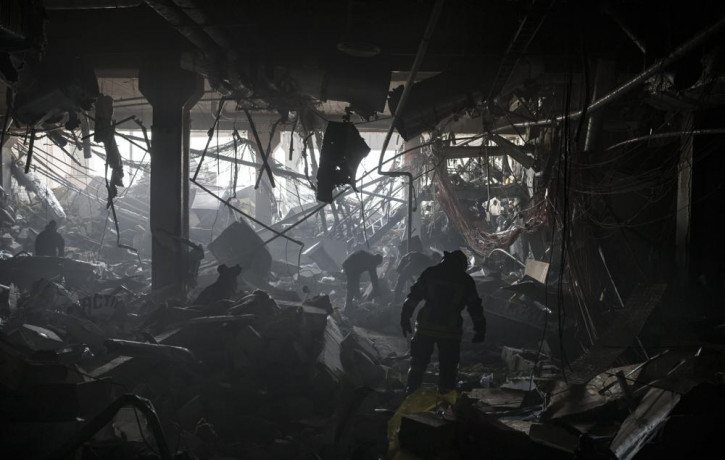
[3,0,725,132]
[41,1,724,69]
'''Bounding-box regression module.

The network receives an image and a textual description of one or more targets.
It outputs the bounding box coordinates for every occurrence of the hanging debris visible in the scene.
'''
[92,94,125,208]
[316,121,370,203]
[9,159,66,222]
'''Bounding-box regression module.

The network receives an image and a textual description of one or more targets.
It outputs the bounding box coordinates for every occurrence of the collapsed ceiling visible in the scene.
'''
[2,1,725,459]
[2,0,722,130]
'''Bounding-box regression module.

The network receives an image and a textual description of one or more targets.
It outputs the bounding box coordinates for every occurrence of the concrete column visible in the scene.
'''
[182,91,201,242]
[139,63,203,292]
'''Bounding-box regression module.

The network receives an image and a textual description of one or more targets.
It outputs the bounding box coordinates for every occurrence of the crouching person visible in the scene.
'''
[194,264,242,304]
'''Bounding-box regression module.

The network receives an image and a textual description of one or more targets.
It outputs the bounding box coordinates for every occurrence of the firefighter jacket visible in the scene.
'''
[401,261,486,340]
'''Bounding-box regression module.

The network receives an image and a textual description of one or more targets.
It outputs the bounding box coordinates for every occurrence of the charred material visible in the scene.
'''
[315,121,370,203]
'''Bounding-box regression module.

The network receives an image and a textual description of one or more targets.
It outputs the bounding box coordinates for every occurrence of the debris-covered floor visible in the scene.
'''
[3,1,725,459]
[2,201,724,459]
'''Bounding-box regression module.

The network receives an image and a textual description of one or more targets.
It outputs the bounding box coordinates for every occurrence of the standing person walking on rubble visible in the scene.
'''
[34,220,65,257]
[342,250,384,311]
[400,249,486,395]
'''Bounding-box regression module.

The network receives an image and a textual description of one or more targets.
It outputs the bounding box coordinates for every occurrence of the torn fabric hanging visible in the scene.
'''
[315,121,370,203]
[93,94,125,208]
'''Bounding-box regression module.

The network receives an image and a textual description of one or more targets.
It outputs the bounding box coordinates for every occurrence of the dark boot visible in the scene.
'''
[437,338,461,393]
[404,334,435,395]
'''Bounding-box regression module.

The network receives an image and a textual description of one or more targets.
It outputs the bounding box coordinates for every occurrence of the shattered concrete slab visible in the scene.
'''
[351,326,409,360]
[567,284,667,385]
[542,363,644,421]
[314,316,346,383]
[609,387,680,460]
[7,323,64,351]
[466,387,527,409]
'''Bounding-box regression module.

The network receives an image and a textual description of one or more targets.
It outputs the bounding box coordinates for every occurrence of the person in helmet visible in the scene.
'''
[400,249,486,395]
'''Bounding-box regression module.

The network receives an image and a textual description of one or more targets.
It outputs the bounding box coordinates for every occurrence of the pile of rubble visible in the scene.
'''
[2,153,724,460]
[386,345,725,460]
[0,274,414,459]
[2,242,725,460]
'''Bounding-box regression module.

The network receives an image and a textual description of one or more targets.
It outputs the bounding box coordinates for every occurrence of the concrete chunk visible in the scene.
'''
[314,317,345,382]
[8,324,64,351]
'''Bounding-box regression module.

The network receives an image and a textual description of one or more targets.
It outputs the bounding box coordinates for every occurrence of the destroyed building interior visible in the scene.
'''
[2,0,725,459]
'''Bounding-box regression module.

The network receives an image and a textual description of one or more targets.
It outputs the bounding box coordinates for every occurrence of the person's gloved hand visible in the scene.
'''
[401,319,413,338]
[472,330,486,343]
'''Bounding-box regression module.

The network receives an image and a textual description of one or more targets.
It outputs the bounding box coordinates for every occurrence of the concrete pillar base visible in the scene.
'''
[139,62,203,293]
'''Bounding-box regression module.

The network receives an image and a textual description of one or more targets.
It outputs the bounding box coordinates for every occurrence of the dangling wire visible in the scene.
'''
[288,116,298,162]
[358,166,370,249]
[301,132,315,190]
[232,124,239,198]
[192,97,227,182]
[24,128,36,173]
[104,161,142,267]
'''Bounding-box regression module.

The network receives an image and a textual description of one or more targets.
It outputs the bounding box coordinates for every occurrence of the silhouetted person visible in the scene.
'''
[342,250,383,310]
[194,264,242,304]
[35,220,64,257]
[400,249,486,395]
